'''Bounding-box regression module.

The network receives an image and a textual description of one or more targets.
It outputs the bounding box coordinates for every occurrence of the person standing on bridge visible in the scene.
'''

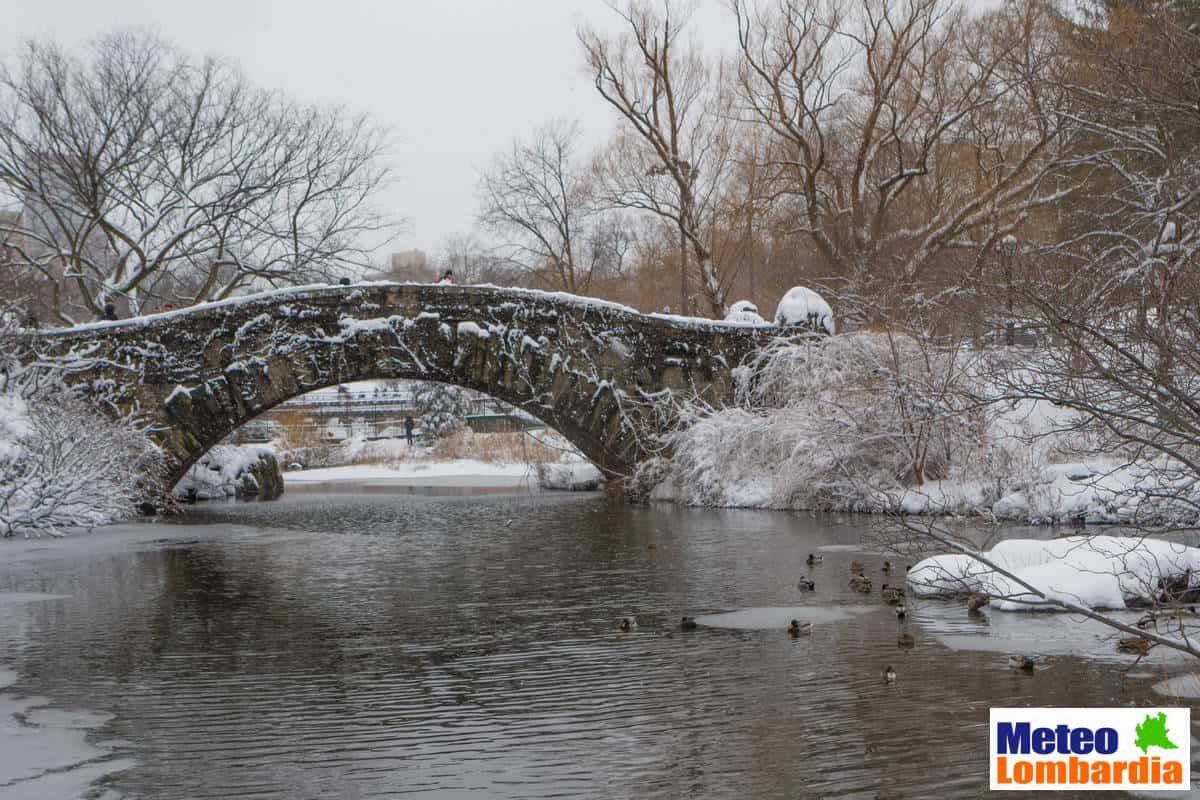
[404,415,415,446]
[437,269,454,285]
[102,301,117,321]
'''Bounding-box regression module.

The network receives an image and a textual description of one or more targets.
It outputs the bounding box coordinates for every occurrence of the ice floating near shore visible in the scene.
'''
[0,669,135,798]
[695,605,874,629]
[1153,673,1200,699]
[907,535,1200,612]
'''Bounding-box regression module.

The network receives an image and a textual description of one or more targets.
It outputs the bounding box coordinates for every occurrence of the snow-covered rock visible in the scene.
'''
[724,300,767,326]
[907,535,1200,611]
[175,445,283,501]
[774,286,835,334]
[537,462,605,491]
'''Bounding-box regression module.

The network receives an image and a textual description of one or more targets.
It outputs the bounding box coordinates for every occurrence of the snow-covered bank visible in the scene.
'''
[907,535,1200,611]
[286,460,537,487]
[647,332,1200,527]
[285,458,605,491]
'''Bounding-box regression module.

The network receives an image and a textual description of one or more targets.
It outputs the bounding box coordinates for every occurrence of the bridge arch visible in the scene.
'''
[18,284,774,488]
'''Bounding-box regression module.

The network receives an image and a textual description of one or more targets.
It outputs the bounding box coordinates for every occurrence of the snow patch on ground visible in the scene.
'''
[286,460,536,485]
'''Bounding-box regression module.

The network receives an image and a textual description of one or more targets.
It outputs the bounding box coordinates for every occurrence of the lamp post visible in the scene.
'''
[1000,234,1018,346]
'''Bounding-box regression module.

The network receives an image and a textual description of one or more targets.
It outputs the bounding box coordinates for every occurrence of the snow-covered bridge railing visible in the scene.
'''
[12,283,776,487]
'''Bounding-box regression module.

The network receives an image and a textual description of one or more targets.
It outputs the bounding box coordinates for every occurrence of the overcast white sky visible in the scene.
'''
[1,1,738,261]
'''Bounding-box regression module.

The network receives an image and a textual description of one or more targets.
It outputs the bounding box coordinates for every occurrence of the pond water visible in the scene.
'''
[0,491,1196,799]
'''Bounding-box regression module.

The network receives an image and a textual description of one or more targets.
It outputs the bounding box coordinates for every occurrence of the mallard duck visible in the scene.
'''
[1009,655,1037,672]
[897,631,915,648]
[967,593,989,613]
[797,577,815,591]
[850,561,866,575]
[884,665,897,683]
[850,575,873,593]
[895,603,908,620]
[882,586,904,605]
[806,553,823,565]
[618,617,638,632]
[680,616,698,630]
[787,619,813,637]
[882,560,893,574]
[1117,636,1152,656]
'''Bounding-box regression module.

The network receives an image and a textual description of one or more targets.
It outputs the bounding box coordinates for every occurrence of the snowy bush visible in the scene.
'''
[0,389,163,536]
[774,286,835,334]
[653,328,1200,524]
[658,332,979,511]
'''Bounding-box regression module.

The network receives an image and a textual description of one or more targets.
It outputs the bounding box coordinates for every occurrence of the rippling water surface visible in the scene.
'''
[0,491,1190,799]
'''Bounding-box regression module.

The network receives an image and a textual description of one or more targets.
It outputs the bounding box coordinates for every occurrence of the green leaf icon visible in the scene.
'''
[1134,712,1180,755]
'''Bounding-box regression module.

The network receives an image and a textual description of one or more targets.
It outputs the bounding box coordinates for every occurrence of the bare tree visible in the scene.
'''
[0,31,397,323]
[479,120,612,294]
[733,0,1073,323]
[436,233,516,286]
[580,0,736,316]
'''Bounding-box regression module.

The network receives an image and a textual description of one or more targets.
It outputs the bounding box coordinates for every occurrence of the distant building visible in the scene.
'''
[372,249,433,283]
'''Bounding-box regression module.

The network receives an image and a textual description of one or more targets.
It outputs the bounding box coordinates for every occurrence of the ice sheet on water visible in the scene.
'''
[695,605,875,629]
[0,673,135,798]
[0,593,71,606]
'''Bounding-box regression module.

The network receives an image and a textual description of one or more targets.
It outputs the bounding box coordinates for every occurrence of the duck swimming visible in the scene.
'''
[806,553,823,565]
[788,619,813,637]
[618,617,638,632]
[850,574,873,593]
[882,561,893,574]
[680,616,698,630]
[894,603,908,621]
[797,577,816,591]
[850,561,865,574]
[884,665,897,683]
[1117,636,1152,656]
[1008,655,1037,672]
[897,631,915,648]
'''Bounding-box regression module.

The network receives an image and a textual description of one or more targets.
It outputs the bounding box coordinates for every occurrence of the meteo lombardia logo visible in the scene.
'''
[990,708,1191,790]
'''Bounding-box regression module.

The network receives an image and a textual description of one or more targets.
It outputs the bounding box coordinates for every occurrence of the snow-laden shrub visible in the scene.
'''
[659,332,983,511]
[774,286,835,334]
[0,389,163,536]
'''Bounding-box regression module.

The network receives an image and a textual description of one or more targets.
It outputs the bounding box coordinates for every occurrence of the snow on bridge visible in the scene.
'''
[13,282,784,487]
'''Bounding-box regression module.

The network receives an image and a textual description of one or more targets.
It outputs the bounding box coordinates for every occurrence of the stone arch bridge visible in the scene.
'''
[15,284,777,488]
